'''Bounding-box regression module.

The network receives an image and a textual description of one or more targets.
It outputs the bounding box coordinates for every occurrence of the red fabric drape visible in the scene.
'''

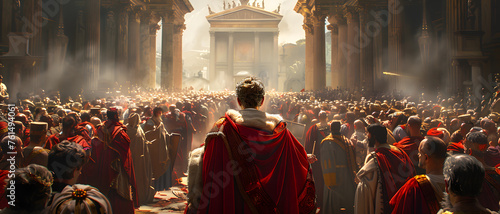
[389,177,438,214]
[194,114,315,214]
[375,146,415,212]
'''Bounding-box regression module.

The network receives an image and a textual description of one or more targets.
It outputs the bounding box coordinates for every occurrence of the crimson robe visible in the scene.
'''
[44,133,90,151]
[389,175,441,214]
[0,170,9,209]
[375,145,416,213]
[478,169,500,211]
[189,114,316,214]
[393,136,425,174]
[486,146,500,167]
[80,120,138,214]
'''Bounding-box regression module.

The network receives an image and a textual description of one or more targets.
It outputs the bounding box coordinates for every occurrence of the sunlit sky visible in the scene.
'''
[157,0,307,52]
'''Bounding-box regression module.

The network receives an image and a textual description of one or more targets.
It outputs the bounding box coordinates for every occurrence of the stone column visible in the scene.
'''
[23,0,43,56]
[312,15,327,91]
[346,9,360,91]
[116,6,130,85]
[140,12,152,88]
[388,0,403,90]
[128,9,141,86]
[359,9,374,92]
[451,59,460,92]
[336,13,348,89]
[327,20,338,89]
[227,32,235,89]
[470,61,483,107]
[272,32,279,90]
[254,32,260,77]
[1,0,13,46]
[173,24,185,91]
[209,32,216,90]
[103,10,116,82]
[303,17,314,91]
[85,0,100,90]
[161,12,174,90]
[149,18,160,88]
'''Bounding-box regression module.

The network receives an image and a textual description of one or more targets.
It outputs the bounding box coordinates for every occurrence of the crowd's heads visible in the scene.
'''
[153,106,163,117]
[367,124,387,146]
[48,141,87,183]
[444,154,485,197]
[236,76,265,109]
[354,120,365,132]
[0,135,23,159]
[46,184,112,214]
[62,115,77,133]
[127,113,140,128]
[6,164,53,212]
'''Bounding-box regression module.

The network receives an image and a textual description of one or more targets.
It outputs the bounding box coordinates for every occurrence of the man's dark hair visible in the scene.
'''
[236,76,265,108]
[153,106,163,116]
[62,115,77,131]
[444,154,485,197]
[421,136,448,159]
[80,112,91,122]
[466,131,488,145]
[0,135,21,155]
[330,120,341,134]
[367,124,387,144]
[48,141,87,180]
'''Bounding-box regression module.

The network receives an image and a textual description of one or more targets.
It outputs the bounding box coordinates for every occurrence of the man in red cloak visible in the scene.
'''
[186,77,316,214]
[393,116,425,174]
[355,124,415,214]
[390,136,448,214]
[44,115,90,152]
[80,108,138,214]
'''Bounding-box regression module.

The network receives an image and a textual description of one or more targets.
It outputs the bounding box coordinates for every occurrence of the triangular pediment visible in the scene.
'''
[207,6,283,21]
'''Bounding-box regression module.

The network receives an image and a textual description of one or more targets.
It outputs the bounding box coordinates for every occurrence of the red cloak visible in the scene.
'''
[79,120,138,214]
[479,169,500,211]
[447,140,465,154]
[393,136,424,173]
[374,145,416,213]
[191,114,316,214]
[389,175,440,214]
[304,123,330,209]
[0,170,9,209]
[44,133,90,151]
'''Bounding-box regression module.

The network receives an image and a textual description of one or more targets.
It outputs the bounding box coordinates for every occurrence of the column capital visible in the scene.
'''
[327,24,338,34]
[312,15,326,26]
[174,24,186,35]
[303,15,314,34]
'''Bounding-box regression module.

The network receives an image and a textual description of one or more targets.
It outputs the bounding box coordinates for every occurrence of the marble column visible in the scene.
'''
[346,9,360,91]
[336,13,348,89]
[359,10,374,92]
[173,24,185,91]
[140,12,152,88]
[161,13,174,90]
[388,0,403,90]
[85,0,100,90]
[1,0,13,46]
[470,61,483,107]
[103,10,116,82]
[116,7,130,85]
[254,32,261,77]
[209,32,216,90]
[227,32,235,89]
[303,17,314,91]
[128,9,141,86]
[327,20,339,89]
[149,19,160,88]
[272,32,279,90]
[23,0,43,56]
[313,15,327,91]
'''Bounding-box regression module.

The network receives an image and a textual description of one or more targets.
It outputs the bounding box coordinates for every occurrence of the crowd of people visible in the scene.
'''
[0,76,499,213]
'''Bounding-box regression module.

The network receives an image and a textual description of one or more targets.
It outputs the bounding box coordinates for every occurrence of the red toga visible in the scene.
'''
[190,114,316,214]
[44,133,90,151]
[79,120,138,214]
[389,175,441,214]
[393,136,424,174]
[374,145,416,213]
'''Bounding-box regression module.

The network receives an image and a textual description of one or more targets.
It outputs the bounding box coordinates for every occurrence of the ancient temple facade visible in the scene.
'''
[0,0,192,97]
[295,0,500,95]
[207,2,282,91]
